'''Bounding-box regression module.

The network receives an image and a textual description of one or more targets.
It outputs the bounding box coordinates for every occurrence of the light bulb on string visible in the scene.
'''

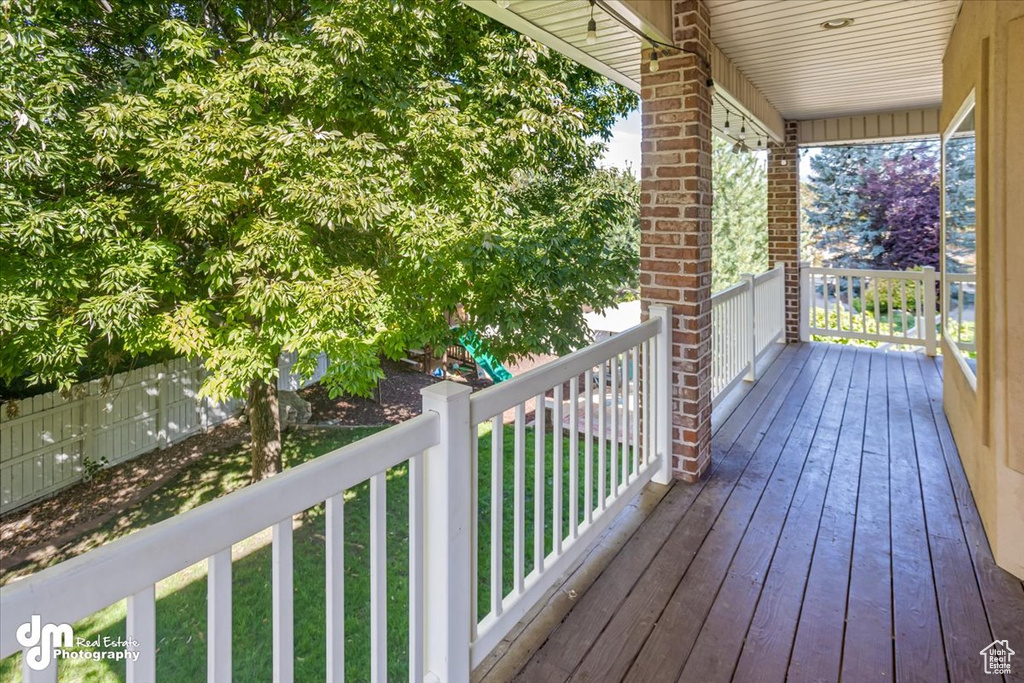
[586,1,597,44]
[649,49,659,72]
[723,112,730,135]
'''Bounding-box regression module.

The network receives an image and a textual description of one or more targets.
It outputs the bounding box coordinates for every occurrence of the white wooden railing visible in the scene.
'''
[0,412,438,683]
[710,265,786,404]
[944,272,976,352]
[801,264,938,355]
[0,309,673,683]
[467,308,670,668]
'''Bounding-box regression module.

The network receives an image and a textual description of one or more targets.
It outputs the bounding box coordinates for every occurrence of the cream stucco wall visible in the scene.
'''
[941,0,1024,580]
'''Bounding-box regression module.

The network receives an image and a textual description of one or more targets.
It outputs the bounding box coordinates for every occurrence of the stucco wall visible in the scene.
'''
[941,0,1024,580]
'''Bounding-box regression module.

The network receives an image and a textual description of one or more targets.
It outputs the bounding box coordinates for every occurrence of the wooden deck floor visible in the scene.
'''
[515,343,1024,683]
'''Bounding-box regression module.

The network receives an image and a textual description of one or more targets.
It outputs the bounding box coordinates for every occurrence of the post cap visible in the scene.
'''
[420,381,473,401]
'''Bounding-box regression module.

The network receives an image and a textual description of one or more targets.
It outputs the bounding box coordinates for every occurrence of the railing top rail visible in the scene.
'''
[946,272,977,282]
[711,281,748,305]
[753,264,785,285]
[804,266,936,280]
[0,412,440,658]
[469,317,660,424]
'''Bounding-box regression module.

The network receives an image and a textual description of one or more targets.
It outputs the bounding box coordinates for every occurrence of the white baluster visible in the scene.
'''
[208,549,232,683]
[272,519,294,683]
[408,455,423,683]
[584,369,594,524]
[326,494,345,683]
[534,392,545,573]
[126,585,155,683]
[370,473,386,683]
[514,402,526,593]
[490,415,504,615]
[569,376,579,539]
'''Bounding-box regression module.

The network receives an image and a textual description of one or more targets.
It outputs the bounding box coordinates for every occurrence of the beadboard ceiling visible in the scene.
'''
[465,1,645,91]
[465,0,960,138]
[706,0,961,120]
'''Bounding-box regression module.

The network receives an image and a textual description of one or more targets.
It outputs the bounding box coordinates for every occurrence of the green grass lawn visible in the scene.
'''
[1,419,629,682]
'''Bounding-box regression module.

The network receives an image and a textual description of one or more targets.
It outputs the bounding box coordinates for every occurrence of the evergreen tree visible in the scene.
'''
[802,142,942,269]
[711,137,767,290]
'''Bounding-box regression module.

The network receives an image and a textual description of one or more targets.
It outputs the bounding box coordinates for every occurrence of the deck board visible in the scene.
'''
[514,344,1024,683]
[566,345,830,683]
[731,346,856,683]
[514,345,808,682]
[618,345,838,682]
[886,352,947,682]
[674,346,852,683]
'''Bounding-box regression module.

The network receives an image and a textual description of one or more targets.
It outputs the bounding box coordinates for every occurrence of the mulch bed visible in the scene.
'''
[0,358,502,574]
[0,419,250,574]
[298,358,489,425]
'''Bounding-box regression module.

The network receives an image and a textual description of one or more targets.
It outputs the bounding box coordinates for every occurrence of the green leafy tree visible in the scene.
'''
[0,0,637,480]
[712,137,767,290]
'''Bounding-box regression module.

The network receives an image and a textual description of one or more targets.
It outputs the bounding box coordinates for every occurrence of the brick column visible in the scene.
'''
[639,0,712,483]
[767,121,801,342]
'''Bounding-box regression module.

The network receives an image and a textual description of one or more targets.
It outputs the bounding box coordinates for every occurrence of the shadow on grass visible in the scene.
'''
[0,423,628,681]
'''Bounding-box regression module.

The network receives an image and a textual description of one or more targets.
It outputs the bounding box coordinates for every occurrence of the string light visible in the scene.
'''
[496,0,510,7]
[587,0,711,71]
[649,48,659,72]
[717,103,771,152]
[586,0,597,44]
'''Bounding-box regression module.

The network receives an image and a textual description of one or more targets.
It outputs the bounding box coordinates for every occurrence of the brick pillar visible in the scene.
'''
[639,0,712,483]
[768,121,801,342]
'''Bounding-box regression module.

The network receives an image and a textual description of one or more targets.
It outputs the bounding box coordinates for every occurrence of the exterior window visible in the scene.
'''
[942,95,977,383]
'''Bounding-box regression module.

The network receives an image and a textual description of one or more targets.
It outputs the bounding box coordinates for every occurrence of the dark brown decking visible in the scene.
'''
[516,343,1024,683]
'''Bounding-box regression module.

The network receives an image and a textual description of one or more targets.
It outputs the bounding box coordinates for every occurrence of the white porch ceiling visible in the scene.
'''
[464,0,958,143]
[465,1,645,91]
[706,0,961,120]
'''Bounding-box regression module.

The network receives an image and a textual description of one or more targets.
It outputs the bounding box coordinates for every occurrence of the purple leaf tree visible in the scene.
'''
[860,151,941,270]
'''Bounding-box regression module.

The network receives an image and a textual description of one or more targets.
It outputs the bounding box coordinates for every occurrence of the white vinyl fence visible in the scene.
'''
[0,309,674,683]
[0,354,327,514]
[710,265,786,404]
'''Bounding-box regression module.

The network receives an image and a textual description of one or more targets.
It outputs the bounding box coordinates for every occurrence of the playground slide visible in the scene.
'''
[458,330,513,383]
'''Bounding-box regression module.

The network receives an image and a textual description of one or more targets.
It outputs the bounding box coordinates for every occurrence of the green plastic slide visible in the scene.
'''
[458,330,513,383]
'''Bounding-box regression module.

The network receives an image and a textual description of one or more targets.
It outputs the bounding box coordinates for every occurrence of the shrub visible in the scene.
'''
[856,276,919,316]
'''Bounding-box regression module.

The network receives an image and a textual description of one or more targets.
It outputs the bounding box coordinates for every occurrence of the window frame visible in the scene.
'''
[941,89,978,390]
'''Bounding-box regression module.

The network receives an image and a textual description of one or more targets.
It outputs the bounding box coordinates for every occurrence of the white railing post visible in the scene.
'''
[798,261,811,342]
[923,266,937,356]
[743,273,757,381]
[421,381,473,683]
[649,304,673,485]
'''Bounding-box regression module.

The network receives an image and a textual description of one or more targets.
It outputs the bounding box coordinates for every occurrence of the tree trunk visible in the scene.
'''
[248,378,282,482]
